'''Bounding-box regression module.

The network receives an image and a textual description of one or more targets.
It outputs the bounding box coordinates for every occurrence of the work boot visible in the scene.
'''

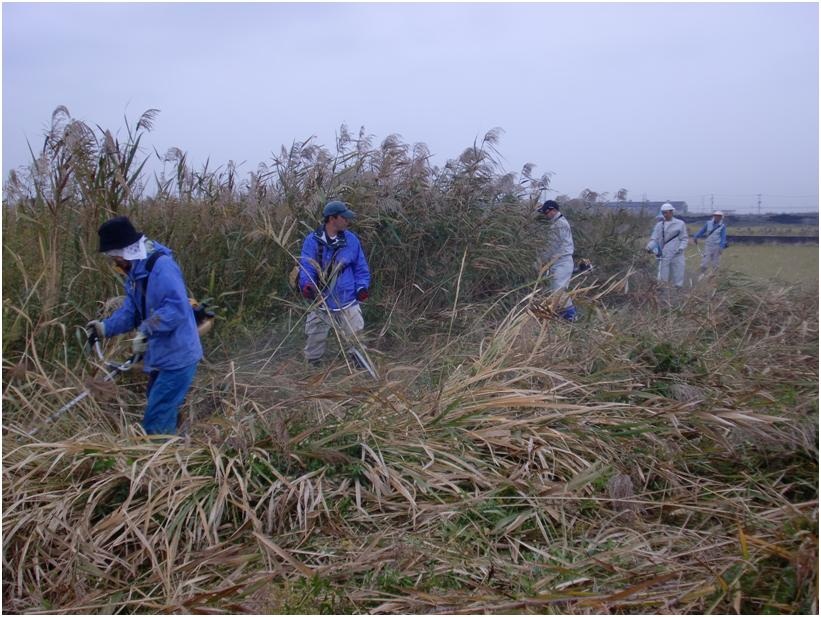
[307,358,322,368]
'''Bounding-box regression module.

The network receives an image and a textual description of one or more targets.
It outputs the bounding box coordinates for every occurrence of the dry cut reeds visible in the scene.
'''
[3,271,817,614]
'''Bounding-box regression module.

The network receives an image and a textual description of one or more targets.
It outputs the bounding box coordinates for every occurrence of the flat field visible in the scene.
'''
[730,225,819,236]
[688,243,819,286]
[687,222,819,236]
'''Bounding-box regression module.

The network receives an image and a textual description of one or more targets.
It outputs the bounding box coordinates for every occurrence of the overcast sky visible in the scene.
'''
[3,2,819,212]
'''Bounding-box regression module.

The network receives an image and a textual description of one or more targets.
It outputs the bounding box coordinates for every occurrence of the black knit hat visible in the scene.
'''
[98,216,142,253]
[538,200,560,213]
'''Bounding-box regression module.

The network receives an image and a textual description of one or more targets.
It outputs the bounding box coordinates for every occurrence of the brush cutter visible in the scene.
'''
[311,302,379,381]
[300,265,379,381]
[692,243,713,281]
[347,345,378,380]
[28,333,142,437]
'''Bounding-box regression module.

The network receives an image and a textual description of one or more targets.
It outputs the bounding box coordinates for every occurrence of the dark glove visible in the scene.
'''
[85,320,105,346]
[356,288,369,302]
[301,284,317,300]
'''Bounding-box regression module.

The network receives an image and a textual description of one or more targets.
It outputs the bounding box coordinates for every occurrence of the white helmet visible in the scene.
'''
[660,202,675,212]
[713,210,724,216]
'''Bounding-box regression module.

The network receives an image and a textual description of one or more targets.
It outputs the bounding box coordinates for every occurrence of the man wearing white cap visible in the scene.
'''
[693,211,728,275]
[646,202,689,288]
[85,216,202,436]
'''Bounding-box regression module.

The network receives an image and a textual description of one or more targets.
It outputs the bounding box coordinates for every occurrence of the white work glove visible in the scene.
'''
[131,331,148,355]
[85,320,106,345]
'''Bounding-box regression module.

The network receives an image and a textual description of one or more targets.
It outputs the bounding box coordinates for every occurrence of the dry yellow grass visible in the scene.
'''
[3,273,817,614]
[2,110,817,614]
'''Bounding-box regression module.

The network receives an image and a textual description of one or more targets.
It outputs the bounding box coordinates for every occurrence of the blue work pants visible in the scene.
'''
[143,362,198,435]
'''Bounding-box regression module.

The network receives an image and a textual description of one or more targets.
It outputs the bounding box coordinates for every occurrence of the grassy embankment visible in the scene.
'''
[3,110,818,614]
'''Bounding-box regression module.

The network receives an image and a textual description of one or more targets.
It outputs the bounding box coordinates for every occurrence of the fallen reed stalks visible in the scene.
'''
[3,273,816,614]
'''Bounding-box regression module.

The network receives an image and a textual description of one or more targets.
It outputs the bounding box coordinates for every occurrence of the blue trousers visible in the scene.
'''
[144,362,198,435]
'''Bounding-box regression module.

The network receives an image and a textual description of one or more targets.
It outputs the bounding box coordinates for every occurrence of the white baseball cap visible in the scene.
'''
[660,203,675,212]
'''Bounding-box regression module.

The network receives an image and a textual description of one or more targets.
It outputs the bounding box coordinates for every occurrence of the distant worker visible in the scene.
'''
[693,210,728,276]
[85,216,203,436]
[537,200,578,321]
[298,201,371,366]
[646,202,689,289]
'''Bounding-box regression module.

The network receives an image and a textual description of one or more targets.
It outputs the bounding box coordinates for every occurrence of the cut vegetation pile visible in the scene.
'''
[2,109,818,614]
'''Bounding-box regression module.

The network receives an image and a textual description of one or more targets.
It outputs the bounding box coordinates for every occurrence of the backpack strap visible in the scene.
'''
[662,231,680,247]
[145,251,162,273]
[706,222,724,238]
[661,222,681,247]
[139,251,163,324]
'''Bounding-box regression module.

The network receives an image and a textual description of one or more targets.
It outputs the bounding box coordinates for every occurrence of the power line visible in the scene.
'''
[676,193,819,200]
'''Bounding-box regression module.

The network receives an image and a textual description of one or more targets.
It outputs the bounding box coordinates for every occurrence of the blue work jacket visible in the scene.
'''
[102,241,203,372]
[298,228,371,311]
[693,220,728,248]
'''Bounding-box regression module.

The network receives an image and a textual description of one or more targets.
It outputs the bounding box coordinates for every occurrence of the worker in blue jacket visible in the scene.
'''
[298,201,371,366]
[693,210,728,276]
[85,216,202,435]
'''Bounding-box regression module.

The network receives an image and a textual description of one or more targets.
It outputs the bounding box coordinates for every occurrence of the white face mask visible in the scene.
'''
[105,236,147,260]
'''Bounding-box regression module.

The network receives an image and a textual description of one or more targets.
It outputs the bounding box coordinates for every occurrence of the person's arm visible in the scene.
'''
[693,223,708,239]
[298,235,320,292]
[138,257,191,336]
[352,237,371,293]
[102,288,139,337]
[560,220,574,256]
[650,222,662,245]
[678,221,689,252]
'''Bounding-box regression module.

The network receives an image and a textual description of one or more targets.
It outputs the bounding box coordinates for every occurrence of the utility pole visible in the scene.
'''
[757,193,762,216]
[710,194,714,211]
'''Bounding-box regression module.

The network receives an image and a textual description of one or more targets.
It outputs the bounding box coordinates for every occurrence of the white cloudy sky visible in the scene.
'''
[2,1,819,212]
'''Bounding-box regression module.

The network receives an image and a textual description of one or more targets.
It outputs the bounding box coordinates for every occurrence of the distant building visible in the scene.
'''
[602,200,689,215]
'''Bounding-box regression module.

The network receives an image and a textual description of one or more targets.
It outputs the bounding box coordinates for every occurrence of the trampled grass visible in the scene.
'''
[3,274,818,614]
